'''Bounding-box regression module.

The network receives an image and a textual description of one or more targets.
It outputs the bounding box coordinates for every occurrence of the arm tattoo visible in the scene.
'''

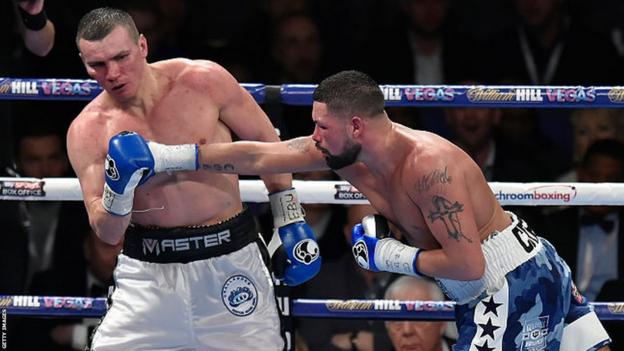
[201,163,235,172]
[415,167,451,193]
[286,138,312,153]
[427,195,472,243]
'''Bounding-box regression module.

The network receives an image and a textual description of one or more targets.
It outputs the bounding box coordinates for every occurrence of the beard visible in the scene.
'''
[316,142,361,170]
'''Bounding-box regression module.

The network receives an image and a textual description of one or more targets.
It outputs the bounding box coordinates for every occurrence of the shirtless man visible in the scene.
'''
[66,8,320,350]
[129,70,612,350]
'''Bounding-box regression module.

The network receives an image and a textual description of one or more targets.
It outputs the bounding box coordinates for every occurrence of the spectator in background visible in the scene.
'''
[0,0,57,329]
[269,14,324,84]
[537,139,624,302]
[445,106,561,182]
[384,276,456,351]
[497,107,567,180]
[487,0,622,85]
[367,0,479,85]
[21,230,122,351]
[0,120,87,293]
[365,0,481,137]
[297,204,393,351]
[0,0,56,173]
[558,109,624,181]
[0,120,89,350]
[264,13,326,138]
[445,107,501,181]
[535,139,624,349]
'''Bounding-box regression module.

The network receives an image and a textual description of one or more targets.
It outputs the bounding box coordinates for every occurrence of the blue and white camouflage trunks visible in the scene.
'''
[437,212,611,351]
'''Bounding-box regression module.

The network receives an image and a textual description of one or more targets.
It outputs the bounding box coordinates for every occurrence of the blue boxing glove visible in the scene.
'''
[102,131,198,216]
[351,215,424,276]
[267,188,321,286]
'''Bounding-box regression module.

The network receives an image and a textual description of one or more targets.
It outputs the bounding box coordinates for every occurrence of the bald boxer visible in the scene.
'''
[67,7,320,351]
[145,70,611,350]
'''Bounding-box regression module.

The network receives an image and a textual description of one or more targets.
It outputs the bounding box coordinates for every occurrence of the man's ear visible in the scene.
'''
[138,34,148,57]
[351,116,364,139]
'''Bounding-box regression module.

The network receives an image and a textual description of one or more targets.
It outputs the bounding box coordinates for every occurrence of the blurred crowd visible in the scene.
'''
[1,0,624,350]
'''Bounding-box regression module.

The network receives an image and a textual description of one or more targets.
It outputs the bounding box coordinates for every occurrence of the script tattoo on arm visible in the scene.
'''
[201,163,235,172]
[416,166,451,193]
[427,195,472,243]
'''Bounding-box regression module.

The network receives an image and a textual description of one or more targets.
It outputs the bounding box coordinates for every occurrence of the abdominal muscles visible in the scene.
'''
[131,170,242,227]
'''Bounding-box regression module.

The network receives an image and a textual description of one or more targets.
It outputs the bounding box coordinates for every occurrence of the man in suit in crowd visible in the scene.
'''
[536,139,624,349]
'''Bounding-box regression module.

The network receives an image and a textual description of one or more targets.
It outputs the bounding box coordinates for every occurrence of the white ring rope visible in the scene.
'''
[0,177,620,206]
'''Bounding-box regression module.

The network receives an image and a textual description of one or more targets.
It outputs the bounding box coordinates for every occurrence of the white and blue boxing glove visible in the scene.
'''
[267,188,321,286]
[351,215,424,276]
[102,131,198,216]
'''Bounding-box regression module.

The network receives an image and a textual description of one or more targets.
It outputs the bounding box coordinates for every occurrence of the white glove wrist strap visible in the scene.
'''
[374,238,421,276]
[148,142,198,173]
[102,183,133,216]
[269,188,305,227]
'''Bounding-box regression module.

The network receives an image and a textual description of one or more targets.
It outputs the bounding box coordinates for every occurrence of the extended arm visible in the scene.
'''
[198,63,329,284]
[197,137,328,175]
[17,0,55,56]
[212,64,311,192]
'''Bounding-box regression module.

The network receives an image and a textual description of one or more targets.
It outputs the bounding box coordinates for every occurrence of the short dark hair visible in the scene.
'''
[313,70,385,119]
[75,7,139,48]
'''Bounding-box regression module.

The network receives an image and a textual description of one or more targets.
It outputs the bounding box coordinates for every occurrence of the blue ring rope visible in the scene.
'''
[1,296,622,321]
[1,78,623,108]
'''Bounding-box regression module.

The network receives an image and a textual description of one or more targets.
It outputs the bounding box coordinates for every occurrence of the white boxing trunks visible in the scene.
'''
[90,208,284,351]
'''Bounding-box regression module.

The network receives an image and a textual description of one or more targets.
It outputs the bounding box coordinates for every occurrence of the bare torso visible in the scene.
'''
[73,59,243,227]
[337,125,511,249]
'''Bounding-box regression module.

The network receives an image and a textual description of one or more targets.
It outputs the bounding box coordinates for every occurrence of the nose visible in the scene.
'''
[312,126,321,143]
[106,61,120,81]
[399,321,416,336]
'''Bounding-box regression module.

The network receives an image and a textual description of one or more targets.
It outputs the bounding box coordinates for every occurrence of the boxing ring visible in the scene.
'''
[1,78,624,348]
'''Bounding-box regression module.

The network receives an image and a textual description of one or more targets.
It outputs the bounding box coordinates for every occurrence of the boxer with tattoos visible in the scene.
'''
[140,70,611,350]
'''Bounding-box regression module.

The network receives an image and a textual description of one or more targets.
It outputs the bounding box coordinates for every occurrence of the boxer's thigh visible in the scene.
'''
[91,254,193,351]
[454,243,569,351]
[190,242,284,350]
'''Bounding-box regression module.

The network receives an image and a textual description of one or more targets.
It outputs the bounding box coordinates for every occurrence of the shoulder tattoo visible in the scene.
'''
[427,195,472,243]
[415,166,451,193]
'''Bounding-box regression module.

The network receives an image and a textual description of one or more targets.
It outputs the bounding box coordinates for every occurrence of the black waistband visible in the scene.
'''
[123,208,258,263]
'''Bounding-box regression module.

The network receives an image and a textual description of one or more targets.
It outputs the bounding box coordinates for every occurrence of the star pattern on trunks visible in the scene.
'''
[475,340,495,351]
[478,317,500,339]
[481,296,502,316]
